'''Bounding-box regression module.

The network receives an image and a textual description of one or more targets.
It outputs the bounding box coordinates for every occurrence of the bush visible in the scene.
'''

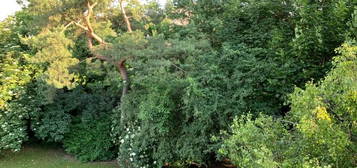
[63,115,115,162]
[288,42,357,167]
[61,88,118,162]
[0,101,29,152]
[217,114,290,168]
[110,34,213,167]
[219,42,357,168]
[30,103,71,142]
[0,14,37,152]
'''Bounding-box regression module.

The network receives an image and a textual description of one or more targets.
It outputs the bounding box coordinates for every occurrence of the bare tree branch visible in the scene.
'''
[119,0,132,32]
[82,1,106,44]
[74,21,89,31]
[90,2,98,8]
[62,21,74,32]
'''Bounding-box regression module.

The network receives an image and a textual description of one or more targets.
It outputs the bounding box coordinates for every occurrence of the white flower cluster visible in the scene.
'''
[1,122,8,131]
[118,125,141,145]
[1,123,7,128]
[117,123,158,168]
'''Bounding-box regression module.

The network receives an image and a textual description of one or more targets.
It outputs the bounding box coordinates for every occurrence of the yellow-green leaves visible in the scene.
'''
[0,14,37,152]
[0,52,32,109]
[314,106,331,122]
[289,43,357,166]
[45,59,79,89]
[220,43,356,168]
[219,114,288,168]
[23,29,79,89]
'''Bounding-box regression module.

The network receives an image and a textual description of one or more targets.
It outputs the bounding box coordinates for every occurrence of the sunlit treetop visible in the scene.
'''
[22,28,80,90]
[21,0,145,29]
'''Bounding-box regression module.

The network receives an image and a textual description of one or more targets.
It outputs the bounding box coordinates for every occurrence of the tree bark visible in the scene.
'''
[120,0,132,33]
[116,58,129,98]
[76,1,130,101]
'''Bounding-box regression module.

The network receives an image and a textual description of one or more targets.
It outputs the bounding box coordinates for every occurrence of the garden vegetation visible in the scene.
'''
[0,0,356,167]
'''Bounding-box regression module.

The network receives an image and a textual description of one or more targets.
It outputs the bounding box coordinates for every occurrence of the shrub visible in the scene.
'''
[30,103,71,142]
[63,115,115,162]
[0,14,37,152]
[219,42,357,167]
[288,42,357,167]
[0,101,29,152]
[217,114,290,168]
[110,34,213,167]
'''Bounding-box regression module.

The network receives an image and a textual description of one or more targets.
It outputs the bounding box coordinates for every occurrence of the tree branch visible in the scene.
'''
[74,21,89,31]
[61,21,74,32]
[82,1,106,44]
[79,1,131,107]
[90,2,98,8]
[119,0,132,32]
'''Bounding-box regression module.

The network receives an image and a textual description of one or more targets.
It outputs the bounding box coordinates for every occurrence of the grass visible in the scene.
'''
[0,144,118,168]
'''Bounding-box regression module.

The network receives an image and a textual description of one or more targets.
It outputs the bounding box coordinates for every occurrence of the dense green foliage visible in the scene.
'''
[108,32,212,167]
[0,0,356,167]
[288,43,357,167]
[219,43,357,167]
[217,114,290,168]
[64,115,115,161]
[0,12,38,152]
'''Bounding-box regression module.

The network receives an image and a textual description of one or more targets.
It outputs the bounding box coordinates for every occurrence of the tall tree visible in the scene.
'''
[25,0,135,103]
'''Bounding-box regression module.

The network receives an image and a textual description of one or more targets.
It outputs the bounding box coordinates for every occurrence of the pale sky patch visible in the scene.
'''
[0,0,22,21]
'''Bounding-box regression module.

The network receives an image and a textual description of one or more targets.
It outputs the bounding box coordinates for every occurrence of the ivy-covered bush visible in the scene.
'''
[116,120,156,168]
[108,33,213,167]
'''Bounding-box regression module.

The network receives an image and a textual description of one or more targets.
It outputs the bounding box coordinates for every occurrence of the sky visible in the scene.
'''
[0,0,167,21]
[0,0,22,21]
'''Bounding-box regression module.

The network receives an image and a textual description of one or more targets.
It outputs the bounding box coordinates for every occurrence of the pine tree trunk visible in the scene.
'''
[116,59,129,98]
